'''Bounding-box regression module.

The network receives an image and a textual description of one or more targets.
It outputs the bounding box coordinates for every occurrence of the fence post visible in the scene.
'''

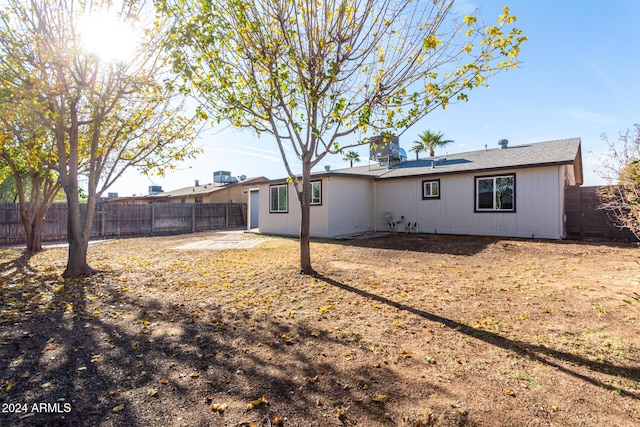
[151,203,155,234]
[100,204,105,237]
[225,204,229,228]
[192,204,195,232]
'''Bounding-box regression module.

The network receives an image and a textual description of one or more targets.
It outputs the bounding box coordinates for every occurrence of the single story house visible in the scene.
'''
[246,137,583,240]
[104,174,266,205]
[152,176,266,204]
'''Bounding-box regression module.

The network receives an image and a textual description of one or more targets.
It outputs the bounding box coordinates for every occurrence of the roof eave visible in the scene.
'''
[374,160,579,181]
[248,171,381,185]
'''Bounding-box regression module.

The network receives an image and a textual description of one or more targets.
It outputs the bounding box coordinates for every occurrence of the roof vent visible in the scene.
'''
[195,179,200,186]
[498,139,509,149]
[324,165,330,171]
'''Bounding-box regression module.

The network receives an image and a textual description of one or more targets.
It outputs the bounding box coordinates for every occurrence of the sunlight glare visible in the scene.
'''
[78,10,138,63]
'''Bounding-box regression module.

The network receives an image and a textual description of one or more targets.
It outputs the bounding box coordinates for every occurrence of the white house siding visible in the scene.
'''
[326,177,374,237]
[257,180,330,237]
[375,165,567,239]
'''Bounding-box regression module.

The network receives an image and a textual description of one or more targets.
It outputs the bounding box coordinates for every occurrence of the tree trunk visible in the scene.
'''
[64,236,94,277]
[26,215,44,253]
[18,193,49,254]
[298,160,314,275]
[63,188,96,277]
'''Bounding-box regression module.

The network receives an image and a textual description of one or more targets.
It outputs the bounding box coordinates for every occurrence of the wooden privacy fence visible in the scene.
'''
[0,202,247,245]
[564,186,637,241]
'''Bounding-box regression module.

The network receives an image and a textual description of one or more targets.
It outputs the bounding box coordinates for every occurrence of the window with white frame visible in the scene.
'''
[475,174,515,212]
[422,179,440,199]
[270,184,288,213]
[310,181,322,205]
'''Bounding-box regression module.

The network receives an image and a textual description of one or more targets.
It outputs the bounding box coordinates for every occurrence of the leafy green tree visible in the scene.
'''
[0,0,200,276]
[342,151,361,168]
[0,169,19,203]
[597,124,640,239]
[410,130,454,158]
[0,84,61,252]
[158,0,526,273]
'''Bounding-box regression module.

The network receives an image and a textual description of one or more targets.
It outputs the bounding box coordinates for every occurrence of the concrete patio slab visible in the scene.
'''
[171,233,268,250]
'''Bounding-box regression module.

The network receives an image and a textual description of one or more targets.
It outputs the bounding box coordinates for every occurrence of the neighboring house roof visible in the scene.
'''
[157,176,267,198]
[103,176,267,202]
[256,138,583,185]
[101,194,168,203]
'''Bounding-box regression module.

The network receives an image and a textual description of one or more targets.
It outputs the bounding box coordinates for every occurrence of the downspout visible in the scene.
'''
[560,166,566,239]
[373,179,377,232]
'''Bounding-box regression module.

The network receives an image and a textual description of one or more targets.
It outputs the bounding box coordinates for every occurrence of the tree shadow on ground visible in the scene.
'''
[313,273,640,400]
[0,250,36,275]
[333,232,638,256]
[0,266,444,426]
[334,233,505,256]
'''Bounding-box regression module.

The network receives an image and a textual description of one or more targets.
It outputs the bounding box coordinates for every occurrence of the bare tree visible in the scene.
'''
[597,124,640,239]
[0,87,62,252]
[158,0,526,273]
[0,0,200,276]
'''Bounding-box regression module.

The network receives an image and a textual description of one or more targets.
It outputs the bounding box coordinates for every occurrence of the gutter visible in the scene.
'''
[372,160,578,182]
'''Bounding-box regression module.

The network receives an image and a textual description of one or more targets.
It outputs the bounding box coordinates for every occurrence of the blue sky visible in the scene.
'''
[108,0,640,196]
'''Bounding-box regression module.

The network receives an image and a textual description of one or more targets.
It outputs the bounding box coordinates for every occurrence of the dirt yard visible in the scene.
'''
[0,232,639,427]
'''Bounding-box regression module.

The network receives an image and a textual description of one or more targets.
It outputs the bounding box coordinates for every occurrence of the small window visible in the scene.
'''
[310,181,322,205]
[195,197,203,204]
[422,179,440,199]
[475,174,515,212]
[270,184,288,213]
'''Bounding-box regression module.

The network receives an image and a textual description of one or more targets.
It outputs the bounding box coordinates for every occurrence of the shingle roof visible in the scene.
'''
[158,176,267,197]
[325,138,582,183]
[158,182,237,197]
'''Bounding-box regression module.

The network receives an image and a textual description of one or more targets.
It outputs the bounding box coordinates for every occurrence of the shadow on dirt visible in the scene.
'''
[333,232,637,257]
[0,267,440,426]
[335,233,500,256]
[314,273,640,401]
[0,250,36,276]
[2,236,638,426]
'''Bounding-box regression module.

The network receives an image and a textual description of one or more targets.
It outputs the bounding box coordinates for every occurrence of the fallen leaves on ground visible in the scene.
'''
[0,233,638,426]
[246,395,269,410]
[210,402,228,413]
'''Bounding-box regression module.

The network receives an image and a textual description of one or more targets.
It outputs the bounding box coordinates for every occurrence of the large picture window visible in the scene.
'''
[422,179,440,199]
[270,184,288,213]
[310,181,322,205]
[475,174,515,212]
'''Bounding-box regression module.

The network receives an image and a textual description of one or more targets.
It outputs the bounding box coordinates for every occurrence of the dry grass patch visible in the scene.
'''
[1,232,639,426]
